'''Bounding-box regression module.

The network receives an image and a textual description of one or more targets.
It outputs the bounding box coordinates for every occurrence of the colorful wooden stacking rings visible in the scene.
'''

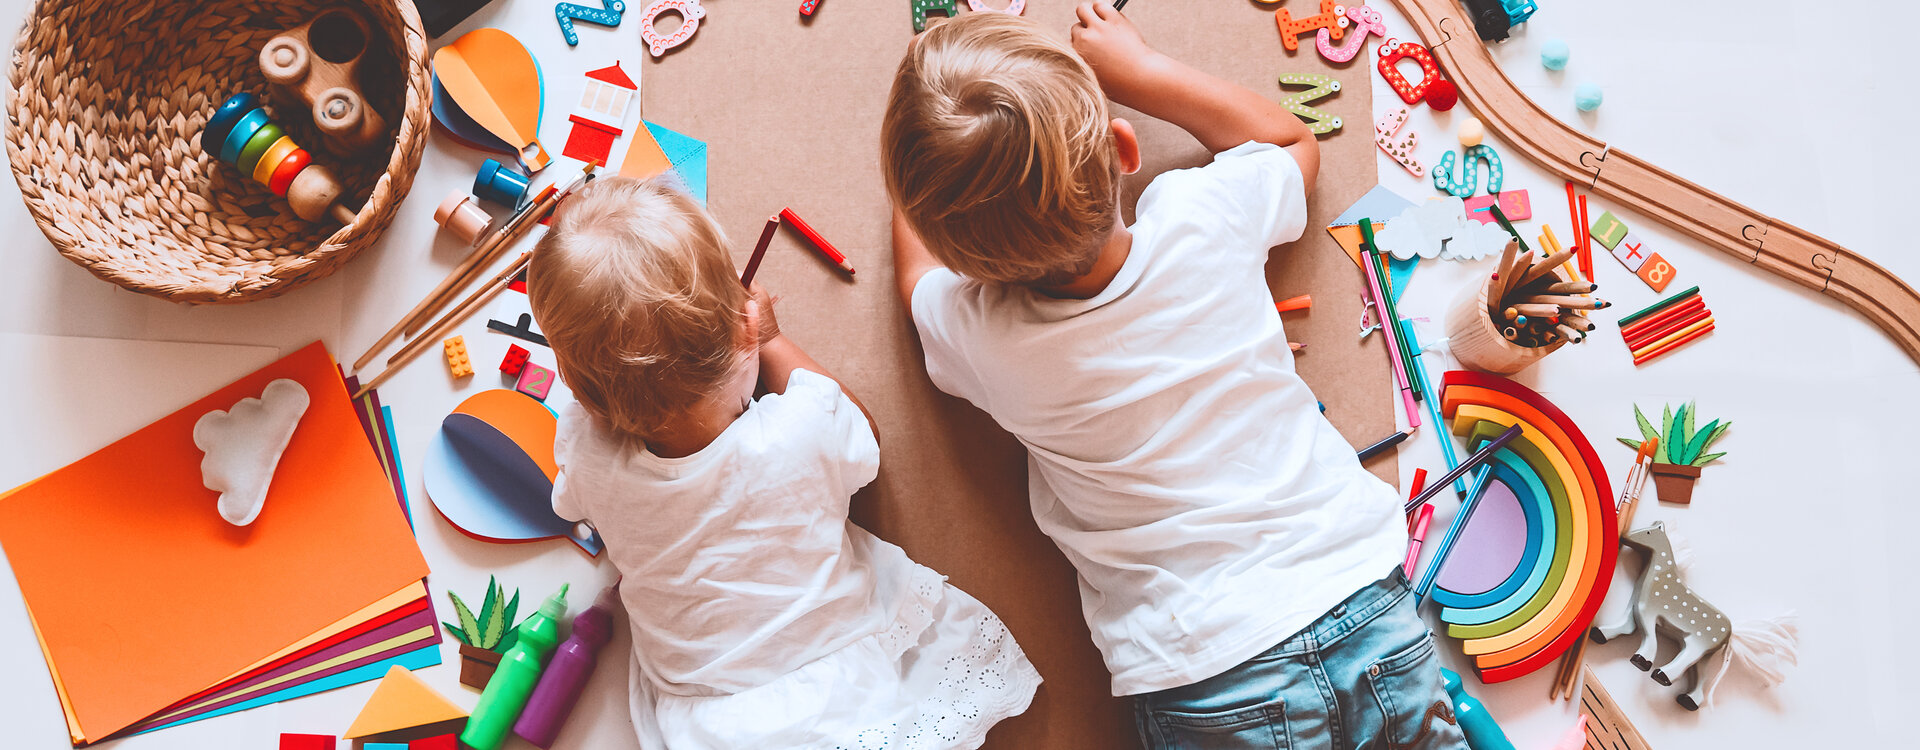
[268,149,312,196]
[202,92,358,224]
[219,108,271,165]
[202,92,261,153]
[252,137,300,185]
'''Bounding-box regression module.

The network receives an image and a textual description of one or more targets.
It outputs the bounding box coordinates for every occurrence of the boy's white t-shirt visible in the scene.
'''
[910,141,1407,696]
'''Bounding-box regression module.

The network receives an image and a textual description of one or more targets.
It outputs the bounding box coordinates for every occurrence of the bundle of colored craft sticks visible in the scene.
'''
[1488,241,1609,348]
[1617,286,1712,365]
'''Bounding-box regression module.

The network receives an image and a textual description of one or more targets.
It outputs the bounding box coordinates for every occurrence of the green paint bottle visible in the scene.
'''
[460,584,569,750]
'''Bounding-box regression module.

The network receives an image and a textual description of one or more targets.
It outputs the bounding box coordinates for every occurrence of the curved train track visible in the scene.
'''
[1389,0,1920,365]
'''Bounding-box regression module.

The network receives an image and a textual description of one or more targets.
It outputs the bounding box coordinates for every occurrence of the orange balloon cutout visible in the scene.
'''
[433,29,551,172]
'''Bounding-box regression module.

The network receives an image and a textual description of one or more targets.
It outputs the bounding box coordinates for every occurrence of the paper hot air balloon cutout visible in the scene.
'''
[433,29,551,171]
[424,390,601,555]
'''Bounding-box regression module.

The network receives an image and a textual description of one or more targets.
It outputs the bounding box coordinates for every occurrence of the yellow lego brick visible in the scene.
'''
[444,336,472,378]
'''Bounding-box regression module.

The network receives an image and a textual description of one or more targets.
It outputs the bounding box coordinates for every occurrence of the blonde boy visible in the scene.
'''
[885,7,1466,749]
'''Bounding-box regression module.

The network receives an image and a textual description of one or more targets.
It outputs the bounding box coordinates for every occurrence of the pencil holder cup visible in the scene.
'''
[1445,269,1569,375]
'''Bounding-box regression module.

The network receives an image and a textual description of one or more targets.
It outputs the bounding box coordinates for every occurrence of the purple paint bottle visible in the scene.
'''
[512,584,619,747]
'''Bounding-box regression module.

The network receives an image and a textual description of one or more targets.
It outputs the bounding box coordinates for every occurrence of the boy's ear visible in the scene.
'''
[1111,118,1141,176]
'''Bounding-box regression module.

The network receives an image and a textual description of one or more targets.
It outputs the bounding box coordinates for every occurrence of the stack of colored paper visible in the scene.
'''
[345,372,413,529]
[0,343,435,745]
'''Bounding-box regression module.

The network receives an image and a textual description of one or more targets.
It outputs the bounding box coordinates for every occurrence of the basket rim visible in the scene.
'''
[3,0,433,304]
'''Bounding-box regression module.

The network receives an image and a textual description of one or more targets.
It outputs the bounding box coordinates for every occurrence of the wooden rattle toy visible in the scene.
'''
[258,9,389,155]
[1591,522,1799,710]
[201,93,360,225]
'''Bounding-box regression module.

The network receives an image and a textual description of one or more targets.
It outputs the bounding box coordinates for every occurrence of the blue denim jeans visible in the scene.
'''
[1132,572,1468,750]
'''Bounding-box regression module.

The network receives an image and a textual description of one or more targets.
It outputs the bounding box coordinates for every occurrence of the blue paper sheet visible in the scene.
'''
[646,121,708,205]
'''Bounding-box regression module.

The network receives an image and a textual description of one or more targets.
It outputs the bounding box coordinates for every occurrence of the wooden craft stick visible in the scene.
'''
[1625,306,1710,351]
[1617,285,1702,328]
[1621,296,1706,339]
[1632,321,1715,365]
[354,253,532,399]
[740,213,780,286]
[1576,194,1593,280]
[1631,315,1714,357]
[1562,313,1596,331]
[1541,224,1564,255]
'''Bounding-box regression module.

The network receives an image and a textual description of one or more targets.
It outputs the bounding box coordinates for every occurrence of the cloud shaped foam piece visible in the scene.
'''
[194,378,310,526]
[1374,197,1513,262]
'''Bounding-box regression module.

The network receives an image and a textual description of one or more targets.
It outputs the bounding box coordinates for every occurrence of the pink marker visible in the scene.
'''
[1357,221,1420,429]
[1404,504,1435,576]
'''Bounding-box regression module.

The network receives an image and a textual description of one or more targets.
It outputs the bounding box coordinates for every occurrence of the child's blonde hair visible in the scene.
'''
[883,12,1118,285]
[528,176,748,440]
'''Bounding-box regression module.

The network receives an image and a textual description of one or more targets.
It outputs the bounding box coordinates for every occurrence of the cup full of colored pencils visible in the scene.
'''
[1445,239,1609,374]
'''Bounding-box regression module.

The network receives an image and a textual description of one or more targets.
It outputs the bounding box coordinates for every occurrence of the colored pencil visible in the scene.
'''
[1631,316,1714,358]
[1402,321,1467,497]
[780,207,855,274]
[1358,427,1417,460]
[1564,181,1580,250]
[1621,297,1706,339]
[354,252,532,399]
[1363,220,1423,402]
[1576,194,1593,280]
[1542,281,1598,295]
[1275,294,1313,313]
[1624,305,1710,351]
[1414,465,1495,602]
[1508,303,1563,318]
[1493,237,1520,303]
[1562,313,1596,331]
[1516,294,1609,310]
[1633,321,1716,365]
[1514,249,1577,289]
[1555,323,1586,343]
[1356,220,1421,429]
[1405,503,1435,577]
[740,213,781,286]
[1405,424,1522,514]
[1617,286,1703,327]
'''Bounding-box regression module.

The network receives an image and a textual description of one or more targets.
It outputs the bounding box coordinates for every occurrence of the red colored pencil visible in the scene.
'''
[740,213,781,286]
[1632,323,1716,365]
[1621,297,1706,342]
[1576,194,1593,281]
[780,207,854,275]
[1625,306,1710,351]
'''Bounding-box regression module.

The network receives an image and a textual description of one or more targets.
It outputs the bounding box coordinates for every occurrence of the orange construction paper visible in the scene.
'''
[617,123,673,182]
[0,342,429,744]
[434,29,549,170]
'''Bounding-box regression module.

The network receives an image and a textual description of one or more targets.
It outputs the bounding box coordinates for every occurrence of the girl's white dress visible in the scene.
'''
[552,370,1040,749]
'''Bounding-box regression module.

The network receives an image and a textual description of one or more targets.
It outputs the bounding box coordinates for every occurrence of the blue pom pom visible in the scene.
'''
[1575,83,1604,112]
[1541,39,1570,71]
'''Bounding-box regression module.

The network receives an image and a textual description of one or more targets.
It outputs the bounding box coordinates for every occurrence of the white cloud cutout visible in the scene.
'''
[193,378,310,526]
[1374,197,1514,262]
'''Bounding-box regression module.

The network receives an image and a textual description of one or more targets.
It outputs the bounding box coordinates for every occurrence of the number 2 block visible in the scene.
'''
[1636,252,1677,293]
[515,362,556,401]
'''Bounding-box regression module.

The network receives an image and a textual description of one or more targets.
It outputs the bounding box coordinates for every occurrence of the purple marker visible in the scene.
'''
[513,584,619,748]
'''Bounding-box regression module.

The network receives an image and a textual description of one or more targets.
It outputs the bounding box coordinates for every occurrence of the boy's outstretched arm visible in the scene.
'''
[891,208,944,310]
[1070,2,1319,192]
[750,283,881,443]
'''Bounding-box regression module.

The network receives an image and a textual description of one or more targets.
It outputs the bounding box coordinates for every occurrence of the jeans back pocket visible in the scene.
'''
[1364,636,1467,750]
[1141,698,1289,750]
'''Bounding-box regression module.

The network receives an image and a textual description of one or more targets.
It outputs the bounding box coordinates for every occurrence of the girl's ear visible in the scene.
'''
[1112,117,1141,176]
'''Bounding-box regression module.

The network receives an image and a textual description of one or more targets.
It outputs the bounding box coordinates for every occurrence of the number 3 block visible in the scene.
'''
[515,362,555,401]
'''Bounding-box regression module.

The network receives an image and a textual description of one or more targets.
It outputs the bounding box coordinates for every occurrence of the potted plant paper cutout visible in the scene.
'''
[444,577,523,688]
[1617,402,1729,504]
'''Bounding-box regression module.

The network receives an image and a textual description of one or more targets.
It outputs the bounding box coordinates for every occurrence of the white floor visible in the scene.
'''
[1,1,1915,748]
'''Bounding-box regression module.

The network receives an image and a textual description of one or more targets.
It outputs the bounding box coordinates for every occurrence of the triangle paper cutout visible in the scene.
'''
[344,666,469,739]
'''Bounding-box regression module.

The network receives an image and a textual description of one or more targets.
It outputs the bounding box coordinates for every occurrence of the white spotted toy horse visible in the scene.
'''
[1590,522,1799,710]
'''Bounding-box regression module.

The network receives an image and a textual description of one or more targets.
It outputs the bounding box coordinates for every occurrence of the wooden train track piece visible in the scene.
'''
[1386,0,1920,364]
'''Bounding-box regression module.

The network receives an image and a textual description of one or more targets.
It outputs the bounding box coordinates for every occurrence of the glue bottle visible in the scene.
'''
[461,584,568,750]
[512,584,619,748]
[1441,668,1515,750]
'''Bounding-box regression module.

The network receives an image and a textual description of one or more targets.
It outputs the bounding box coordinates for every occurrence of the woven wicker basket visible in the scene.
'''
[5,0,429,303]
